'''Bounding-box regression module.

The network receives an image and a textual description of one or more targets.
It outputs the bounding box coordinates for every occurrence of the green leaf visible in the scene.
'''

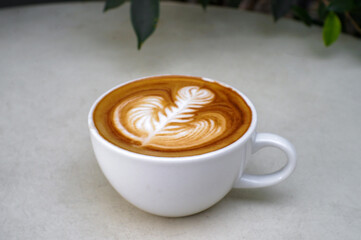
[200,0,209,10]
[323,12,341,46]
[292,6,312,26]
[328,0,354,13]
[271,0,295,21]
[104,0,126,12]
[318,1,328,21]
[131,0,159,49]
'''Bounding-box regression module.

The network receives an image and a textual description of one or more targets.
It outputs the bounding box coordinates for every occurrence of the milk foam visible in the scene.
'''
[112,86,227,150]
[93,75,252,157]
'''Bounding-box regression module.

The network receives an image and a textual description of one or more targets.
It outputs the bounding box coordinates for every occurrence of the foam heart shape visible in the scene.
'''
[112,86,227,150]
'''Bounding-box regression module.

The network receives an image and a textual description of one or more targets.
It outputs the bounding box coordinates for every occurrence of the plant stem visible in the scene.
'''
[345,12,361,34]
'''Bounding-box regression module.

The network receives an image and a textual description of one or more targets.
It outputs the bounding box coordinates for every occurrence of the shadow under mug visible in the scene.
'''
[88,76,297,217]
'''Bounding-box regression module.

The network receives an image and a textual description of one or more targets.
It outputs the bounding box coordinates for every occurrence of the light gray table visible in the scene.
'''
[1,2,361,239]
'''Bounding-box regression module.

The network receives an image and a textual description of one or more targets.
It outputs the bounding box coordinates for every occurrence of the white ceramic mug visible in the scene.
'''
[88,76,297,217]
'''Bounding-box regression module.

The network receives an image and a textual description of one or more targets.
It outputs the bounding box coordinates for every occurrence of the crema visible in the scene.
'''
[93,76,252,157]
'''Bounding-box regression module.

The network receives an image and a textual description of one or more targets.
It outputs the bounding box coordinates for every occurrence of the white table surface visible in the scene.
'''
[1,2,361,239]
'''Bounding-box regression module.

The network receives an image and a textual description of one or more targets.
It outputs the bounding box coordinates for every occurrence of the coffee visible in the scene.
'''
[93,76,252,157]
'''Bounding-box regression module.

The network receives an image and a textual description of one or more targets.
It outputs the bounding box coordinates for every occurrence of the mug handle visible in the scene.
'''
[233,133,297,189]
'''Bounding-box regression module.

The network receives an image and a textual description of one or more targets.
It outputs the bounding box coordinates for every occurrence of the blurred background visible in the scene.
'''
[1,0,360,39]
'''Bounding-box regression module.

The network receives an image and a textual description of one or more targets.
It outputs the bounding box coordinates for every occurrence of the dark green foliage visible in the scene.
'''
[328,0,354,13]
[200,0,209,10]
[104,0,126,12]
[318,1,328,21]
[131,0,159,49]
[103,0,360,49]
[228,0,242,8]
[271,0,295,21]
[292,6,312,26]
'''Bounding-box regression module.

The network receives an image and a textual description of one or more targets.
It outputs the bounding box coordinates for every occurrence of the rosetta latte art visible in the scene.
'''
[112,86,227,150]
[93,76,252,156]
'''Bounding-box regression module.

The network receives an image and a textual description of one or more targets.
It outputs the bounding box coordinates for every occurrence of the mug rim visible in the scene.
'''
[88,75,257,162]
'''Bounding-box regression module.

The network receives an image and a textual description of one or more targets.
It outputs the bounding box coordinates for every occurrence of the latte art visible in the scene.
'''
[112,86,225,150]
[93,76,252,157]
